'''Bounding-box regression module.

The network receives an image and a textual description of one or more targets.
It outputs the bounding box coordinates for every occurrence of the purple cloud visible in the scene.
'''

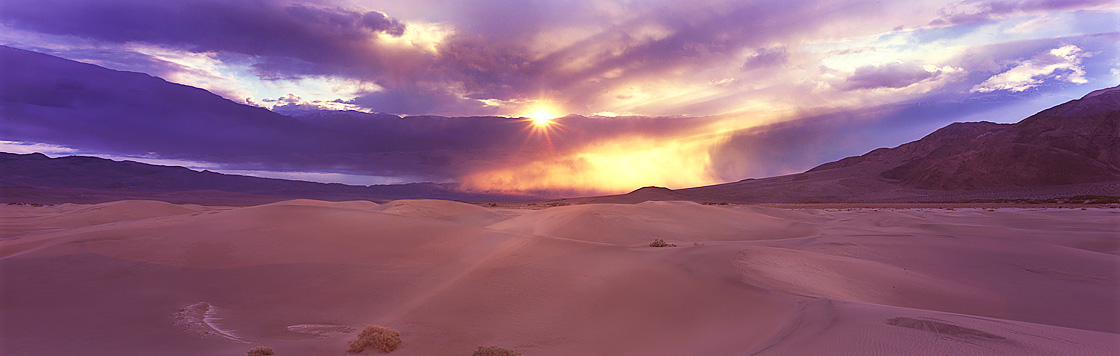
[0,0,407,74]
[347,87,500,116]
[743,47,789,69]
[843,63,939,91]
[930,0,1114,26]
[2,0,1115,118]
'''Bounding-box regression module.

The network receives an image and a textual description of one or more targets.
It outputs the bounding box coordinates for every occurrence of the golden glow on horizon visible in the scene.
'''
[463,108,802,195]
[463,133,728,195]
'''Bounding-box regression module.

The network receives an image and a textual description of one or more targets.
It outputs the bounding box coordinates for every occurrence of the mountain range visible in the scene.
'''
[0,152,529,204]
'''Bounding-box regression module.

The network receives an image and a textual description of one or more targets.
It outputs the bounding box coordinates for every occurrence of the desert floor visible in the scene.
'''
[1,199,1118,355]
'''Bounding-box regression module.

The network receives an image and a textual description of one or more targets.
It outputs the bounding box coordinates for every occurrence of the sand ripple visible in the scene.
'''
[286,323,356,336]
[172,302,248,343]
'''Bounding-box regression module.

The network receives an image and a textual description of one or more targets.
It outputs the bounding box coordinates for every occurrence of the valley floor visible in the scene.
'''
[1,199,1118,355]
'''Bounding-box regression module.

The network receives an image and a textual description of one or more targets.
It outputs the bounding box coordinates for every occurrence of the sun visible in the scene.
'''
[517,103,565,149]
[531,115,553,127]
[525,106,557,127]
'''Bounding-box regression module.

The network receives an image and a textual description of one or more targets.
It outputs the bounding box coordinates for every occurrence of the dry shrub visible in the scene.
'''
[347,325,402,353]
[473,345,524,356]
[649,239,676,247]
[247,346,275,356]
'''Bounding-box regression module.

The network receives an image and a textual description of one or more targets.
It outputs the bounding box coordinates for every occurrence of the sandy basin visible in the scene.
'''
[1,199,1117,355]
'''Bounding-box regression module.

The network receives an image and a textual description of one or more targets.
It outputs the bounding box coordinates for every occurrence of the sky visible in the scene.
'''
[0,0,1118,196]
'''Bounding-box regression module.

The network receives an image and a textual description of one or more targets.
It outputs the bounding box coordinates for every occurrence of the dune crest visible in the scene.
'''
[376,199,508,225]
[262,199,380,210]
[488,201,816,244]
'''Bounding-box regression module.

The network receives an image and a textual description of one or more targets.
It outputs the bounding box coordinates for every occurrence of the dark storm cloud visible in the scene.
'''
[0,0,579,112]
[0,0,407,73]
[843,63,939,91]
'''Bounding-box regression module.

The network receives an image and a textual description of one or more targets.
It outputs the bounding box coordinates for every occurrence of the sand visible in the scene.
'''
[1,199,1117,355]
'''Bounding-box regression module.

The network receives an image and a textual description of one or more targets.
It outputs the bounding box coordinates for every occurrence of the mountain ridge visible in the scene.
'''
[0,152,527,204]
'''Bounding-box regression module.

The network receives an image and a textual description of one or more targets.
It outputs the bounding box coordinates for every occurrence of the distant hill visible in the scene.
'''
[0,152,523,204]
[590,85,1120,203]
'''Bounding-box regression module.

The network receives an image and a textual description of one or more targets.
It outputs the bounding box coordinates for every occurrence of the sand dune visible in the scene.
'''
[0,200,200,236]
[1,200,1117,355]
[488,201,816,245]
[733,245,1003,311]
[260,199,381,210]
[763,209,1119,333]
[753,299,1118,356]
[376,199,512,226]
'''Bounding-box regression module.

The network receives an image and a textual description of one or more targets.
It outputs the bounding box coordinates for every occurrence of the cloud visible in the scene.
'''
[971,45,1091,93]
[743,47,789,69]
[0,140,77,155]
[3,0,1111,118]
[0,0,411,76]
[3,0,1116,119]
[258,93,368,115]
[0,0,408,48]
[930,0,1114,26]
[843,62,942,91]
[282,4,405,36]
[347,87,501,116]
